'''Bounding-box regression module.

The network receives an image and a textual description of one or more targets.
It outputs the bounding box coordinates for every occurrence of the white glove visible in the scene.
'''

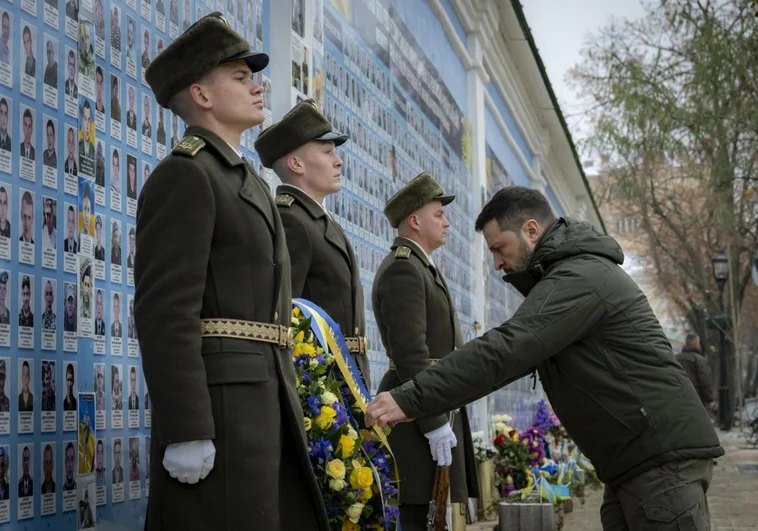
[424,423,457,466]
[162,440,216,484]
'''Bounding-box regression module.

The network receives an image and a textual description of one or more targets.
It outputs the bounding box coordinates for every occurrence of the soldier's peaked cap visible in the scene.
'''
[254,99,348,168]
[383,172,455,228]
[145,12,269,108]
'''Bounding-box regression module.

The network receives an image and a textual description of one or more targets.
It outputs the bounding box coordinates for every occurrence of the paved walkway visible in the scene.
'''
[468,431,758,531]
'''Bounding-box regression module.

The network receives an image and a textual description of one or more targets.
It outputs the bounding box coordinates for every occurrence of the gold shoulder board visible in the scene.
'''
[172,136,206,157]
[395,246,411,259]
[275,194,295,207]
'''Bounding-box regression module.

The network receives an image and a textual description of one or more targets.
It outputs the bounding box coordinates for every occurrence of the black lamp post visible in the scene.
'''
[711,250,731,431]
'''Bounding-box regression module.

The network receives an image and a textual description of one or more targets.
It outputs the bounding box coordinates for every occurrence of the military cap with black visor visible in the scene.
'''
[256,99,371,386]
[137,12,330,531]
[254,98,348,168]
[145,11,269,108]
[384,171,455,229]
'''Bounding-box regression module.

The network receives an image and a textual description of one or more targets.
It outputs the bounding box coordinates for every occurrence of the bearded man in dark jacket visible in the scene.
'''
[367,186,724,531]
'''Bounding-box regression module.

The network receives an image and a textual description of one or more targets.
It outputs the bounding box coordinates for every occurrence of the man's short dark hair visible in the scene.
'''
[474,186,556,233]
[685,333,699,346]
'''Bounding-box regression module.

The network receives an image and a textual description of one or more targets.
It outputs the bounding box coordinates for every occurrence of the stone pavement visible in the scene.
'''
[467,431,758,531]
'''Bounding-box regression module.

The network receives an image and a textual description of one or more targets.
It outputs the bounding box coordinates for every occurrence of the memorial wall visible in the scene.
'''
[0,0,581,526]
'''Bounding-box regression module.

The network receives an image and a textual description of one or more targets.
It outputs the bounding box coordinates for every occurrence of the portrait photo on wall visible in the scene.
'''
[0,9,13,88]
[43,34,58,96]
[0,358,9,413]
[42,115,58,180]
[63,202,78,255]
[64,124,78,177]
[41,278,56,333]
[78,20,95,89]
[41,195,57,253]
[0,445,8,502]
[78,178,95,242]
[63,281,77,333]
[63,362,77,412]
[79,99,95,178]
[78,392,95,474]
[40,360,55,413]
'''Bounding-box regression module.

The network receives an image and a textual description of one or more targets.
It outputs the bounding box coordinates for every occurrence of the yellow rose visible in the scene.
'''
[293,307,302,318]
[359,487,373,503]
[292,344,304,357]
[359,429,373,441]
[303,417,312,432]
[345,502,365,524]
[349,467,374,490]
[302,343,316,357]
[294,330,305,343]
[322,390,338,405]
[347,426,358,440]
[329,478,346,492]
[341,520,359,531]
[326,459,346,480]
[351,459,363,470]
[337,435,356,459]
[315,406,337,430]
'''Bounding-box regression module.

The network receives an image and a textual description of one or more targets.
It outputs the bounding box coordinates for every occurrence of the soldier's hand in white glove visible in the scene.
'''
[162,439,216,484]
[424,423,457,466]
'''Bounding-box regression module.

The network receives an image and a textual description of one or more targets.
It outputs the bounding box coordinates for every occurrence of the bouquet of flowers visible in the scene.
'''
[290,302,400,530]
[471,431,496,464]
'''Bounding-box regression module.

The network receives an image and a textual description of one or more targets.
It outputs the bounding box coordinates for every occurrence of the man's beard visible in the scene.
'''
[504,236,532,274]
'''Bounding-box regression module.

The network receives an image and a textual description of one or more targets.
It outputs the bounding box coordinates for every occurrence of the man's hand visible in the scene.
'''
[365,392,411,427]
[424,423,457,466]
[162,439,215,484]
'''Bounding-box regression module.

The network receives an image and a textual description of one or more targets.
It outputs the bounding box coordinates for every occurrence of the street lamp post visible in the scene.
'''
[711,250,731,431]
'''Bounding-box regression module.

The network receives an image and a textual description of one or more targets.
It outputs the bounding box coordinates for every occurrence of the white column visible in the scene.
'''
[466,28,491,438]
[267,0,293,122]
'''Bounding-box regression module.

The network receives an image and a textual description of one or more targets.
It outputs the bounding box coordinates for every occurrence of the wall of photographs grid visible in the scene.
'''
[288,0,479,394]
[0,0,269,528]
[0,0,560,526]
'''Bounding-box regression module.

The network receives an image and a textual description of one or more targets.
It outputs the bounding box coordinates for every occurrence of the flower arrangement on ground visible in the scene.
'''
[290,301,400,530]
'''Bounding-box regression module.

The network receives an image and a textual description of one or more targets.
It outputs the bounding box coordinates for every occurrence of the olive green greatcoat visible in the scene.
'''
[275,185,370,385]
[372,237,478,506]
[134,126,328,531]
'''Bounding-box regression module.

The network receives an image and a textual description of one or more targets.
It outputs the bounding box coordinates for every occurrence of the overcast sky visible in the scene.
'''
[521,0,648,168]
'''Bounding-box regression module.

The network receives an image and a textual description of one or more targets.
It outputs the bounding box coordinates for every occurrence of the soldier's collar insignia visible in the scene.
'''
[172,135,206,157]
[276,194,295,207]
[395,246,412,259]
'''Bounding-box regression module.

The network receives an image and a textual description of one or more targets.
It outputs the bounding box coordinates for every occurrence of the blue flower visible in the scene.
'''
[301,372,313,385]
[307,395,322,415]
[385,504,400,521]
[332,402,350,429]
[308,438,333,465]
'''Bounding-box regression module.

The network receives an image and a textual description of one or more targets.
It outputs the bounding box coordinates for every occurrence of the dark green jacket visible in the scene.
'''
[373,237,478,504]
[275,184,369,385]
[392,218,723,488]
[676,346,715,406]
[135,127,328,530]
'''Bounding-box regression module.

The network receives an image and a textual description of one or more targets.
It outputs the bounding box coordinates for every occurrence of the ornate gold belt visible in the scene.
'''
[344,336,368,354]
[388,358,440,370]
[200,318,292,349]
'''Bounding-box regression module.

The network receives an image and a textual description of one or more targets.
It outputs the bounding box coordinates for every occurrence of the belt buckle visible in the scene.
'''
[279,325,293,349]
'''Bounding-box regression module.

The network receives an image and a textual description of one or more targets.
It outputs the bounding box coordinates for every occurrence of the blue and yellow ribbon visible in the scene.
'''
[293,299,400,530]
